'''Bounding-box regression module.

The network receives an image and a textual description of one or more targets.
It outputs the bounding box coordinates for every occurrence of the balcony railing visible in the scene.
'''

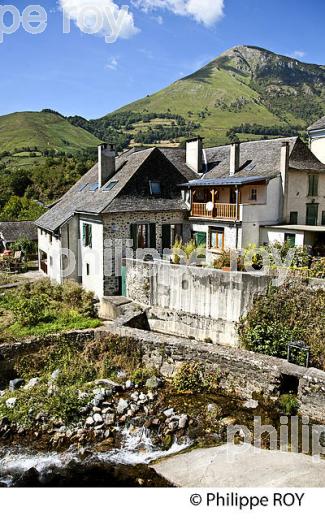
[191,202,238,221]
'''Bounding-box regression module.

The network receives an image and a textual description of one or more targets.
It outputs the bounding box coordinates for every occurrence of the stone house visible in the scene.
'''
[36,134,325,298]
[36,145,195,298]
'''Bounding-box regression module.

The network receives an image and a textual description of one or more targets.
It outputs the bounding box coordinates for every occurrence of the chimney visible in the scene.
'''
[186,137,203,174]
[98,143,116,187]
[230,142,240,176]
[280,141,290,178]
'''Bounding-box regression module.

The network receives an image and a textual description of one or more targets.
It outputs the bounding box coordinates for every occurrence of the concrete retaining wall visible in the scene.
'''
[125,260,272,346]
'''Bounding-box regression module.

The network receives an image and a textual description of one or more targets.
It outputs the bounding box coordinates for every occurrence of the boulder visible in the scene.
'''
[85,416,94,427]
[178,415,188,429]
[9,379,24,391]
[105,414,116,426]
[145,376,161,390]
[6,397,17,409]
[50,369,60,381]
[125,380,134,390]
[243,399,259,410]
[163,408,174,418]
[93,413,103,424]
[24,378,40,390]
[117,398,129,415]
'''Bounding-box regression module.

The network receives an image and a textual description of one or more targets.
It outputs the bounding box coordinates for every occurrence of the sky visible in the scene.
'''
[1,0,325,120]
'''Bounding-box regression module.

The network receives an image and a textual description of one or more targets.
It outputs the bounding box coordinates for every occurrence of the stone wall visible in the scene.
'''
[125,260,272,346]
[106,322,325,423]
[0,329,103,387]
[103,211,191,295]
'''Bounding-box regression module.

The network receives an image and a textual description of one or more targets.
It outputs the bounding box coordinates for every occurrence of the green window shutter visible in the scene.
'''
[322,211,325,226]
[82,224,86,246]
[194,232,207,247]
[88,225,92,248]
[308,175,319,196]
[149,223,156,249]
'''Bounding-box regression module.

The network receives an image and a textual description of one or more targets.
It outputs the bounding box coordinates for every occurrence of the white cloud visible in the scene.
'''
[132,0,224,26]
[59,0,139,43]
[293,50,306,59]
[105,56,118,70]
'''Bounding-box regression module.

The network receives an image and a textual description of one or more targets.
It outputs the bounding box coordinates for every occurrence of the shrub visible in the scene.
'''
[173,361,220,394]
[12,293,50,326]
[279,394,299,415]
[239,281,325,369]
[310,258,325,279]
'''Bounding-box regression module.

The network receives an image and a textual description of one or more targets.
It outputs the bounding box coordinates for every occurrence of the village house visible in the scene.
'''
[0,221,37,253]
[182,136,325,258]
[36,145,196,298]
[36,130,325,298]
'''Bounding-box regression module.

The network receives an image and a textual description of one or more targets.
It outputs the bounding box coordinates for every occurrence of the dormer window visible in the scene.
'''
[149,181,161,196]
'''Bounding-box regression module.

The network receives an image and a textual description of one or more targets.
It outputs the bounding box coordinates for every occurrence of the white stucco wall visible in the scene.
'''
[286,170,325,226]
[38,228,62,283]
[310,130,325,164]
[79,218,104,299]
[260,228,305,247]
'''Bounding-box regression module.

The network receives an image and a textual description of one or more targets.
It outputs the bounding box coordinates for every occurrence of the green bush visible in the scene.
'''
[279,394,299,415]
[173,361,220,394]
[239,282,325,369]
[310,258,325,279]
[13,293,50,326]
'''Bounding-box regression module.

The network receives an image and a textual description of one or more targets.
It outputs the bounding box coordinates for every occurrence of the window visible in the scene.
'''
[285,233,296,247]
[102,180,118,192]
[171,224,183,246]
[131,223,156,249]
[193,232,207,248]
[86,263,90,276]
[209,228,224,250]
[289,211,298,225]
[306,204,318,226]
[83,223,92,248]
[49,256,53,267]
[250,188,257,201]
[308,175,319,197]
[149,181,161,196]
[322,211,325,226]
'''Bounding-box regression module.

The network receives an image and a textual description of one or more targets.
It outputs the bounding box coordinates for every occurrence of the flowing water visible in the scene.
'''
[0,426,191,487]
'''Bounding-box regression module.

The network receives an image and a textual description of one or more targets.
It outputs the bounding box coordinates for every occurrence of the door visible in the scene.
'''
[306,204,318,226]
[121,265,127,297]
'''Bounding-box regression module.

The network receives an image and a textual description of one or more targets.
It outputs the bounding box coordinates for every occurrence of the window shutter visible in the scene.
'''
[162,224,171,250]
[82,224,86,246]
[130,224,138,250]
[149,223,156,249]
[89,225,92,248]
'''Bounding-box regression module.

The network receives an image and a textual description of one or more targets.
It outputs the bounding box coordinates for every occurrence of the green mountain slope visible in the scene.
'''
[103,45,325,147]
[0,111,101,155]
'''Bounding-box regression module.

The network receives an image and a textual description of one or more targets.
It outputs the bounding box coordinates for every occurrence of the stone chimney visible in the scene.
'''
[186,137,203,174]
[280,141,290,178]
[230,142,240,176]
[98,143,116,187]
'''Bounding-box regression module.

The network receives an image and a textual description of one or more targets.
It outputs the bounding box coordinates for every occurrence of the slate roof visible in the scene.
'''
[0,221,38,243]
[201,137,325,180]
[36,147,192,232]
[36,136,325,233]
[308,116,325,132]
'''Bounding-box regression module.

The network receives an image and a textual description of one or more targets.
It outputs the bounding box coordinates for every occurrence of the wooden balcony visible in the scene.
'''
[191,202,238,221]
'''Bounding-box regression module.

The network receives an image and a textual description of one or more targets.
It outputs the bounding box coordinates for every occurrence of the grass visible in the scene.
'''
[0,279,101,342]
[0,111,100,155]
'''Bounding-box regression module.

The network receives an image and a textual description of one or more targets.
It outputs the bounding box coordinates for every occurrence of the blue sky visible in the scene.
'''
[1,0,324,119]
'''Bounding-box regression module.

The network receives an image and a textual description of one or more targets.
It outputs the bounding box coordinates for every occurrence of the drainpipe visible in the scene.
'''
[235,186,240,249]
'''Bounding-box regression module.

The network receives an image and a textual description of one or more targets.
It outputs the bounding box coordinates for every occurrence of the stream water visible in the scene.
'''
[0,426,191,487]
